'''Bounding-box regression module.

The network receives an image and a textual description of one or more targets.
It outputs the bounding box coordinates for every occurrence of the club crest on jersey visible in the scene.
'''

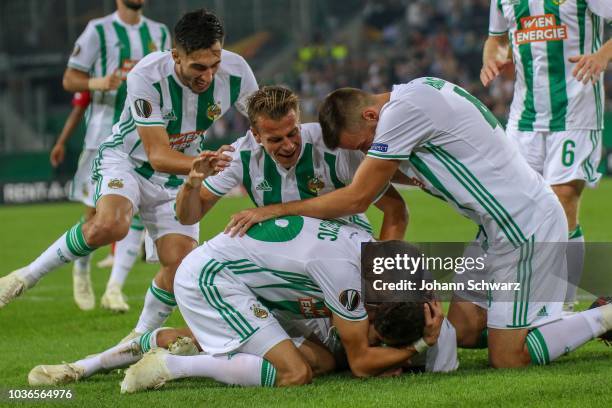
[370,143,388,153]
[250,304,269,319]
[307,176,325,194]
[134,99,153,118]
[552,0,566,5]
[339,289,360,312]
[108,178,124,189]
[207,102,222,121]
[147,41,158,53]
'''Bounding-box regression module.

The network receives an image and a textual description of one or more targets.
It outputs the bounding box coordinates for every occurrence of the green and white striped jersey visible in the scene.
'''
[203,122,375,234]
[203,215,371,322]
[489,0,611,131]
[68,12,171,148]
[100,50,257,187]
[367,78,560,253]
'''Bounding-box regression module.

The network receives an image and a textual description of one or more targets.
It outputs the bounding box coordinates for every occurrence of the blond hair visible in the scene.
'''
[247,86,300,128]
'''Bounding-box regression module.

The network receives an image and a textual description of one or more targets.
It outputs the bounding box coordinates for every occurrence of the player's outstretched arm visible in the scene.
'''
[481,35,512,87]
[62,68,122,92]
[225,157,400,236]
[374,184,409,240]
[50,104,87,167]
[176,146,234,225]
[569,38,612,84]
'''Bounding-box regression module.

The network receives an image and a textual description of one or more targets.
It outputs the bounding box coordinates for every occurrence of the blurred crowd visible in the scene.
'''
[290,0,612,123]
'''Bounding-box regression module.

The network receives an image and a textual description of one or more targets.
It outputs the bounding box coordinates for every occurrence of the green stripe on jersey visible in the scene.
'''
[323,152,345,188]
[240,151,257,205]
[139,22,154,54]
[513,0,536,131]
[545,1,568,131]
[230,75,242,106]
[263,152,282,205]
[577,0,587,54]
[112,22,131,126]
[296,143,316,199]
[160,26,168,51]
[152,82,164,107]
[95,24,107,76]
[196,79,216,132]
[167,76,183,135]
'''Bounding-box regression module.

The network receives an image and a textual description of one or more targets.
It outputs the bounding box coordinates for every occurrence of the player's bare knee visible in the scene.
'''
[489,348,531,368]
[276,361,312,386]
[83,218,128,246]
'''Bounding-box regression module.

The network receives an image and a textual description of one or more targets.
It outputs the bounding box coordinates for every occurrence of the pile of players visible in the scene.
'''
[1,0,612,392]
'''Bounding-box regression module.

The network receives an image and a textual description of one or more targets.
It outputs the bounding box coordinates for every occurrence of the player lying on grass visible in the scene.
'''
[28,301,459,388]
[224,77,612,368]
[0,10,258,342]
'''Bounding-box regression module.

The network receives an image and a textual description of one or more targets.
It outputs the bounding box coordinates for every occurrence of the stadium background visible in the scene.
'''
[0,0,610,204]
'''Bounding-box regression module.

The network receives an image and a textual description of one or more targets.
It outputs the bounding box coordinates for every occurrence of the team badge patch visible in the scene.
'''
[207,102,222,121]
[370,143,388,153]
[251,304,269,319]
[147,41,158,53]
[71,44,81,57]
[107,178,124,189]
[307,176,325,194]
[552,0,566,5]
[339,289,360,312]
[134,99,153,118]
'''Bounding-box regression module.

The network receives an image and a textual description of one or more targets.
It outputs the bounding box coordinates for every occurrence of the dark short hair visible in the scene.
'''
[318,88,368,149]
[373,302,426,347]
[247,86,300,128]
[174,9,224,54]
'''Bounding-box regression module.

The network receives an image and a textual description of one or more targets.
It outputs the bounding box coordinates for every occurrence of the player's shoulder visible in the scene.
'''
[219,49,253,76]
[141,15,168,29]
[129,51,172,81]
[299,122,323,144]
[232,130,260,152]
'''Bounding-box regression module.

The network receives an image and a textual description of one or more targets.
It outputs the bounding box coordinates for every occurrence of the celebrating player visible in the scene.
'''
[224,77,612,368]
[176,85,408,241]
[481,0,612,311]
[59,0,172,311]
[0,7,258,348]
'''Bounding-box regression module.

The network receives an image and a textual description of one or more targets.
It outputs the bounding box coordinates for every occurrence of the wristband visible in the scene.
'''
[411,338,430,354]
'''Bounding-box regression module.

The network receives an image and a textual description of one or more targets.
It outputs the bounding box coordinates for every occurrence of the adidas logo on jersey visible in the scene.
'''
[255,180,272,192]
[162,109,177,121]
[537,306,548,317]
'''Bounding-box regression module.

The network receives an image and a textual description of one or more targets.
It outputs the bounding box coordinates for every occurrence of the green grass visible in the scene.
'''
[1,180,612,407]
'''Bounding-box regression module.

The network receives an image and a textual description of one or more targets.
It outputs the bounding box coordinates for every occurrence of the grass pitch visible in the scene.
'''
[1,181,611,407]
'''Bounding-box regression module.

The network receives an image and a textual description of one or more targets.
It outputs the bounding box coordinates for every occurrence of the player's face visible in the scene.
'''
[338,127,375,153]
[253,110,302,169]
[173,42,222,94]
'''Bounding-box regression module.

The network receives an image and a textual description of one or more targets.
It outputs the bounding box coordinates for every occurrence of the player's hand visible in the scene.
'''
[89,71,122,91]
[480,59,511,87]
[422,300,444,346]
[569,52,608,84]
[186,146,234,188]
[50,143,65,167]
[225,206,282,237]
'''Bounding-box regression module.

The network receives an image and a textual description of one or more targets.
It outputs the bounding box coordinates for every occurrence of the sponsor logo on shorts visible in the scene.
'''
[307,176,325,194]
[108,178,124,189]
[370,143,388,152]
[339,289,360,311]
[134,99,153,118]
[207,102,222,121]
[251,303,269,319]
[515,14,567,45]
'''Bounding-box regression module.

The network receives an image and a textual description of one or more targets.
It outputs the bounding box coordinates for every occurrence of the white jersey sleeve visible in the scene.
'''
[587,0,612,18]
[67,22,100,73]
[202,138,244,196]
[337,149,389,202]
[367,99,433,161]
[306,259,367,321]
[233,59,258,117]
[126,71,164,127]
[488,0,509,36]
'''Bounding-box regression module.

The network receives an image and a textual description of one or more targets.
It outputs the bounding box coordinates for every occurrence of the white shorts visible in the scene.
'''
[174,246,290,357]
[509,128,602,187]
[69,148,97,207]
[454,203,568,329]
[92,148,198,243]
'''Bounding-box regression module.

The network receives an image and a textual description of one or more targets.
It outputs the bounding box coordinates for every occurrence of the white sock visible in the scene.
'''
[526,304,610,365]
[75,338,142,377]
[134,281,175,333]
[165,353,276,387]
[107,222,144,288]
[19,223,95,287]
[74,253,92,272]
[565,226,585,303]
